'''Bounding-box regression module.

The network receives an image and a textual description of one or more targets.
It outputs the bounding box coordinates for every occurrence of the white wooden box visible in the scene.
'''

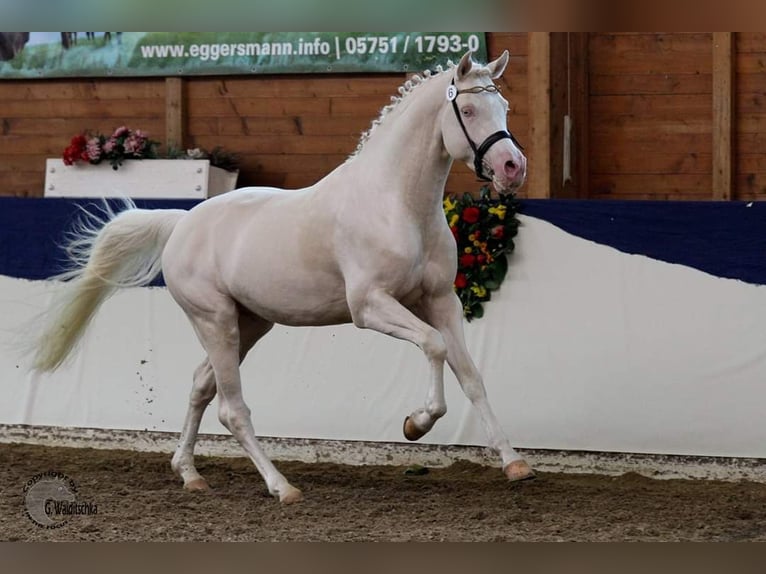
[44,159,239,199]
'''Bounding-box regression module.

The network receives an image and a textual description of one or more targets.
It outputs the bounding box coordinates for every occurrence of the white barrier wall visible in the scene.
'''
[3,215,766,458]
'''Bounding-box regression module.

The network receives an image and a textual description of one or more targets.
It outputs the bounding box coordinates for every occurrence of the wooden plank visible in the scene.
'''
[0,99,164,119]
[186,76,404,99]
[186,97,330,117]
[165,77,184,152]
[589,33,712,75]
[527,32,551,199]
[712,32,734,201]
[736,73,766,94]
[591,73,712,95]
[188,116,365,137]
[735,33,766,52]
[590,33,712,53]
[0,155,54,171]
[0,117,164,137]
[590,173,713,200]
[548,33,589,198]
[590,94,712,117]
[591,151,712,175]
[735,53,766,73]
[486,33,529,57]
[590,117,711,137]
[0,79,166,100]
[737,172,766,195]
[570,33,590,198]
[188,134,358,156]
[737,154,766,172]
[251,154,349,173]
[736,114,766,133]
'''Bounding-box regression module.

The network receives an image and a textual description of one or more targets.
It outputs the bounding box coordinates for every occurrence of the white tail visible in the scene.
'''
[30,199,187,373]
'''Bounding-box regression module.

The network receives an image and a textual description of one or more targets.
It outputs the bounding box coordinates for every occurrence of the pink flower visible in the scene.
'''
[123,134,143,155]
[112,125,129,138]
[85,137,101,161]
[102,138,117,154]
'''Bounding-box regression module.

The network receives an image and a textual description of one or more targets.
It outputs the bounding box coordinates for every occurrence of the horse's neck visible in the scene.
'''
[348,74,452,219]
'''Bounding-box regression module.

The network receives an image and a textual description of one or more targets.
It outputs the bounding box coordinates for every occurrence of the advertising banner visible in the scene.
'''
[0,32,487,78]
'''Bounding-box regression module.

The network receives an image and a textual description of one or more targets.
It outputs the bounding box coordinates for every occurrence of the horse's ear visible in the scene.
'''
[456,51,473,80]
[486,50,510,79]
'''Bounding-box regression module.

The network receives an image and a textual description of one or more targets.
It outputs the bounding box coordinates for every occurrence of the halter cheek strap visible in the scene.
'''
[449,79,523,182]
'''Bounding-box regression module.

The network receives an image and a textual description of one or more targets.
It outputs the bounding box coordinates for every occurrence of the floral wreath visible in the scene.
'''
[443,186,520,320]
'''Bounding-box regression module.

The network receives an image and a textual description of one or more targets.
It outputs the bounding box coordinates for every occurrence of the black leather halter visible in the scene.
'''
[448,78,524,182]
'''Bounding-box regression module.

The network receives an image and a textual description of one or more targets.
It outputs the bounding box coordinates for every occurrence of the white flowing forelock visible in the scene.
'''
[347,61,457,159]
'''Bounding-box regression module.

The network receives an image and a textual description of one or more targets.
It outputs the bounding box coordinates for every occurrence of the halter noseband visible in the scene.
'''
[448,78,523,182]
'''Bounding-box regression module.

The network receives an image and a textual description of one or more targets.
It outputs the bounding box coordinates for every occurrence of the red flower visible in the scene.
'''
[490,224,505,239]
[63,134,88,165]
[454,272,468,289]
[477,254,487,265]
[459,253,477,268]
[462,206,481,224]
[450,226,459,241]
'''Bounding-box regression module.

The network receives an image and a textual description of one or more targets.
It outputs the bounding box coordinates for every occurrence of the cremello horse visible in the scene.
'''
[30,51,531,503]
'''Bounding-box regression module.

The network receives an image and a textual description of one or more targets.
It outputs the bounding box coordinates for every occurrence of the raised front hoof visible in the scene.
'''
[279,485,304,505]
[503,460,536,483]
[403,416,427,442]
[184,477,211,492]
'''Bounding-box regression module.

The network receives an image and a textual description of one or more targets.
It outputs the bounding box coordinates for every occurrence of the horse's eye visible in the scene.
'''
[461,107,474,118]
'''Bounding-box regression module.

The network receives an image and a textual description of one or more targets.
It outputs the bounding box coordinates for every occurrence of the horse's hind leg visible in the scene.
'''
[171,312,276,492]
[171,357,216,491]
[185,299,302,503]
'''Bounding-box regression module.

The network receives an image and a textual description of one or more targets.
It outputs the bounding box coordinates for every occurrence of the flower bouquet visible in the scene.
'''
[443,186,520,320]
[63,126,160,170]
[61,126,241,173]
[50,125,240,199]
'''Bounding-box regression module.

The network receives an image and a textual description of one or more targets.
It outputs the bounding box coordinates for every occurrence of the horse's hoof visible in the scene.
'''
[279,486,304,504]
[403,416,426,441]
[184,477,211,492]
[503,460,536,482]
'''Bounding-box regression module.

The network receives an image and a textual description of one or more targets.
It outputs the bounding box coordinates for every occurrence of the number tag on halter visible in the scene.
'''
[446,84,458,102]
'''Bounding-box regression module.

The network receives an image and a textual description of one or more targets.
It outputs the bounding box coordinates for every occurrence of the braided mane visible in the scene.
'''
[347,60,457,160]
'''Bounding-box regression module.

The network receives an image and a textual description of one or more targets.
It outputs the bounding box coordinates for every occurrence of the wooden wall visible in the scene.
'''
[0,33,527,198]
[3,32,766,201]
[582,32,766,201]
[587,33,714,200]
[736,33,766,199]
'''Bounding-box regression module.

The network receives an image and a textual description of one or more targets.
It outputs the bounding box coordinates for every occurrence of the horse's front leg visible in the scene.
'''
[349,288,448,440]
[423,292,535,482]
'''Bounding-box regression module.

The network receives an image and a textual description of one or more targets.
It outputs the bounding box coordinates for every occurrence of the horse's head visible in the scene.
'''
[442,50,526,193]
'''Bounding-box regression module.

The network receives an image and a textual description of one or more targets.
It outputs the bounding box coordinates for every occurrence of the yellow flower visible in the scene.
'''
[488,205,507,220]
[471,285,487,298]
[464,247,473,254]
[449,213,459,227]
[468,233,476,241]
[473,240,481,247]
[443,197,457,212]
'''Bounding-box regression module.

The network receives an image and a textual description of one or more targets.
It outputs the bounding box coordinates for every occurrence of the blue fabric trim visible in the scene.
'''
[521,199,766,286]
[2,197,766,286]
[0,197,199,284]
